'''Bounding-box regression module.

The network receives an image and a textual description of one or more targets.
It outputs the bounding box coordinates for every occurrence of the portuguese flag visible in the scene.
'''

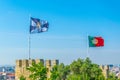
[88,36,104,47]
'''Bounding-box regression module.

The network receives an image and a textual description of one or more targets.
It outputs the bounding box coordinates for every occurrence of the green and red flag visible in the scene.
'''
[88,36,104,47]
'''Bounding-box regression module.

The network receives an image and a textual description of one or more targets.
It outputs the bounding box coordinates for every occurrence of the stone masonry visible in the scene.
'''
[15,59,59,80]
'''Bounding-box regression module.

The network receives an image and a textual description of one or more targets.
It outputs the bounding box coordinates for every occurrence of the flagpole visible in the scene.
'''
[29,14,31,60]
[87,34,89,58]
[28,34,31,60]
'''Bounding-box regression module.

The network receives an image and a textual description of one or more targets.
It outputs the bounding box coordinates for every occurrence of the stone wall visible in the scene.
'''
[15,59,59,80]
[100,65,109,78]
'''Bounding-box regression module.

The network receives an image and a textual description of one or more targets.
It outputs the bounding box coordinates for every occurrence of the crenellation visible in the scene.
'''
[29,59,35,66]
[15,59,59,80]
[51,59,59,67]
[22,59,29,67]
[35,59,44,64]
[100,65,109,78]
[16,60,22,67]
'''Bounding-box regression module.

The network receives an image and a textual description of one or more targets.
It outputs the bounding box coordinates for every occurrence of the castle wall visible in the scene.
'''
[100,65,109,78]
[15,59,59,80]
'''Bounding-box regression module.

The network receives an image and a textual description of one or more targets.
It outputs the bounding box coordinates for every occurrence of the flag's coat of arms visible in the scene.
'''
[30,17,49,33]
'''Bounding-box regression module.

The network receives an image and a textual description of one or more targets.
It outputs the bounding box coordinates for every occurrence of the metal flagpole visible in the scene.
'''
[29,14,31,60]
[87,34,89,58]
[28,34,31,60]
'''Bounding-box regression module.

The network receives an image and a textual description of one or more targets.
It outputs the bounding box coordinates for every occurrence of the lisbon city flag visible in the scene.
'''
[30,17,49,33]
[88,36,104,47]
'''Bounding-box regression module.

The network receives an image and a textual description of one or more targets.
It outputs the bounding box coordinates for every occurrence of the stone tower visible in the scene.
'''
[100,65,109,78]
[15,59,59,80]
[15,59,44,80]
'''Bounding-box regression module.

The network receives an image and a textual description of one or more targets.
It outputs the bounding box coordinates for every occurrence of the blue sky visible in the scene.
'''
[0,0,120,65]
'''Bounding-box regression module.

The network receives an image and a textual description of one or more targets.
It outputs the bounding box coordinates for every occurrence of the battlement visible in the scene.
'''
[15,59,59,80]
[52,60,59,66]
[16,59,44,67]
[100,65,109,78]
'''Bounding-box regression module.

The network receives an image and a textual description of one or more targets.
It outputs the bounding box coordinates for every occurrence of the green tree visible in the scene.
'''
[50,65,59,80]
[67,57,105,80]
[107,73,120,80]
[67,74,82,80]
[27,62,47,80]
[50,63,70,80]
[20,75,26,80]
[70,58,84,75]
[26,58,120,80]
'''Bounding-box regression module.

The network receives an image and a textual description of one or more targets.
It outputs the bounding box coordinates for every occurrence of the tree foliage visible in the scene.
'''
[26,58,120,80]
[20,75,26,80]
[107,73,120,80]
[67,57,105,80]
[50,63,70,80]
[27,62,47,80]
